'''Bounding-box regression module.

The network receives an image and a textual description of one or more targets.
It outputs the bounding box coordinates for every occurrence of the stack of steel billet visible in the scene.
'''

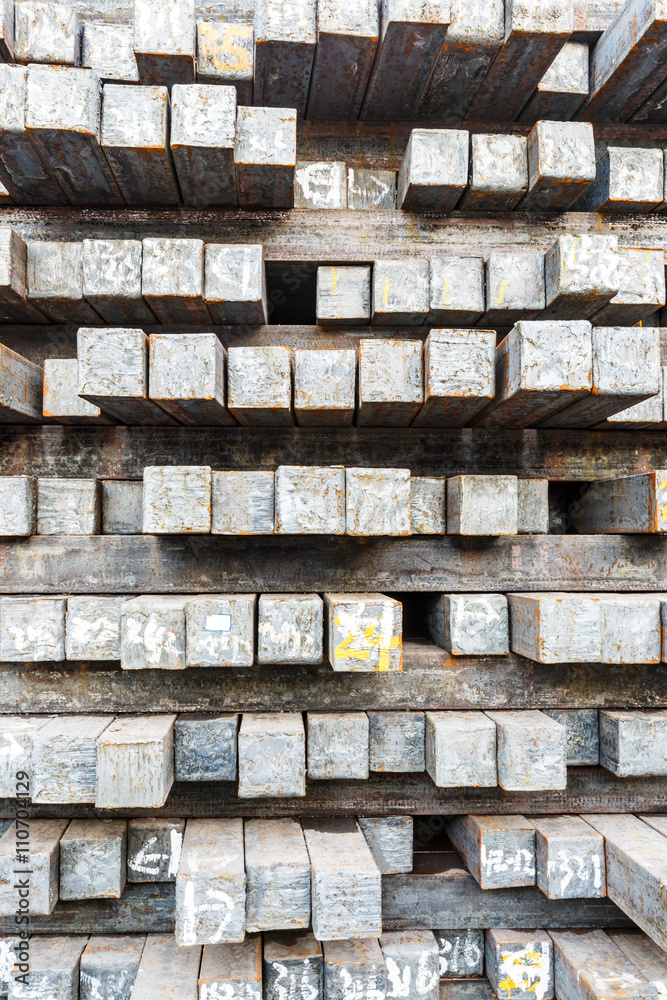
[3,0,667,988]
[0,926,665,1000]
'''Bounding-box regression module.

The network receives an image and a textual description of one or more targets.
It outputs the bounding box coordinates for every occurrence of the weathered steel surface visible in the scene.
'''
[346,467,411,535]
[25,64,123,207]
[65,595,123,660]
[411,478,446,534]
[133,0,196,87]
[132,934,201,999]
[435,930,484,978]
[361,1,450,122]
[467,0,574,122]
[100,84,180,208]
[0,595,65,661]
[32,714,113,804]
[294,348,356,426]
[102,481,143,535]
[303,817,381,941]
[594,248,666,326]
[577,146,665,213]
[530,816,605,901]
[294,161,347,209]
[427,594,509,656]
[211,471,275,534]
[357,337,423,425]
[447,476,518,536]
[200,936,262,1000]
[175,712,238,781]
[485,929,553,1000]
[425,712,497,789]
[0,66,68,206]
[460,135,528,212]
[3,423,667,481]
[253,0,316,115]
[520,42,589,123]
[0,475,35,536]
[82,23,139,83]
[324,938,388,1000]
[6,649,667,715]
[413,328,494,428]
[550,929,655,1000]
[43,358,113,424]
[142,237,211,324]
[542,709,599,766]
[264,931,323,1000]
[398,130,468,211]
[95,714,176,809]
[474,321,592,429]
[0,818,67,916]
[414,0,505,122]
[238,712,306,798]
[244,817,310,932]
[82,238,156,325]
[578,0,667,123]
[59,817,127,900]
[306,0,378,121]
[481,252,545,326]
[227,344,293,425]
[27,240,102,324]
[520,121,596,212]
[0,874,631,936]
[572,472,667,533]
[196,20,253,101]
[426,259,485,328]
[235,106,297,209]
[142,465,212,533]
[488,710,567,792]
[171,85,237,208]
[2,935,87,996]
[379,930,440,1000]
[307,711,369,780]
[79,935,145,1000]
[368,712,424,772]
[175,817,245,947]
[542,326,662,429]
[205,243,267,324]
[275,465,345,535]
[148,333,234,426]
[4,534,667,593]
[358,816,413,874]
[9,204,667,260]
[37,477,100,535]
[599,709,667,777]
[446,814,536,890]
[127,816,184,883]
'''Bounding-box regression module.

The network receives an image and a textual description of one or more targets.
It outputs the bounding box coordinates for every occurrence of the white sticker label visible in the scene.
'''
[205,614,232,633]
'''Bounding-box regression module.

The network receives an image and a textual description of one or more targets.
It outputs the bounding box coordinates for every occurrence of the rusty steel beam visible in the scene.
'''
[1,534,667,594]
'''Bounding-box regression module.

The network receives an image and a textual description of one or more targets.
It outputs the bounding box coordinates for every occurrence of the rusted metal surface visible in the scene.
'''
[4,647,667,715]
[467,0,574,122]
[14,1,80,65]
[306,0,378,121]
[235,106,297,209]
[196,20,253,102]
[3,421,667,481]
[253,0,316,116]
[43,359,111,423]
[0,874,631,936]
[4,533,667,593]
[577,146,665,212]
[81,23,139,83]
[415,0,504,122]
[578,0,667,123]
[0,341,42,422]
[171,84,237,208]
[460,135,528,212]
[133,0,196,87]
[100,84,180,207]
[0,66,68,206]
[520,42,589,123]
[25,64,124,207]
[360,0,450,122]
[521,121,596,212]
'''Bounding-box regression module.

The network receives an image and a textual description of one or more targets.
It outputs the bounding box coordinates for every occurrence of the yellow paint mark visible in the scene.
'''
[661,503,667,522]
[442,275,450,307]
[331,266,338,296]
[496,278,510,305]
[382,276,390,308]
[221,24,252,72]
[661,479,667,489]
